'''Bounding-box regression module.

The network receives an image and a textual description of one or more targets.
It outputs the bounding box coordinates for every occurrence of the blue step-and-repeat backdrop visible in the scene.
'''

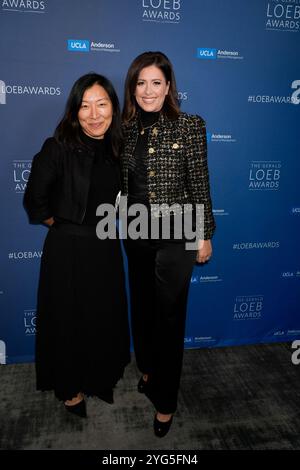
[0,0,299,364]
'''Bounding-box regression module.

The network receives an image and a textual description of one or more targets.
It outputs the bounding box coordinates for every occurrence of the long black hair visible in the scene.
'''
[55,73,122,158]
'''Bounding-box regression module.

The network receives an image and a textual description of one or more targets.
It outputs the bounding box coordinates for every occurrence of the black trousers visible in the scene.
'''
[125,238,196,414]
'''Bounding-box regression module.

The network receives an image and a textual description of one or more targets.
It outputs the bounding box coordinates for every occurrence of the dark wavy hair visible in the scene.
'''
[54,73,122,158]
[122,51,180,123]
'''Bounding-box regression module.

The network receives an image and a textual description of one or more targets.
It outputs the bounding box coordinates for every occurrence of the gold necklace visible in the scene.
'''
[139,118,159,135]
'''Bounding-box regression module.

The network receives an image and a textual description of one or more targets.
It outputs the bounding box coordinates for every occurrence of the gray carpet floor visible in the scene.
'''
[0,342,300,450]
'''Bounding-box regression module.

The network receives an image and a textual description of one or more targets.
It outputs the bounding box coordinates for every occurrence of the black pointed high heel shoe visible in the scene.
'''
[64,399,87,418]
[153,414,173,438]
[137,376,148,393]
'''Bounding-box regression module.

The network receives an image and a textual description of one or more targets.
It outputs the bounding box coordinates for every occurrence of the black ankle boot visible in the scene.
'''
[137,376,148,393]
[153,414,173,437]
[64,399,87,418]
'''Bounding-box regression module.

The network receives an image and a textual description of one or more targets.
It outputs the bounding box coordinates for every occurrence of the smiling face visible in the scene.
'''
[134,65,170,113]
[78,83,113,139]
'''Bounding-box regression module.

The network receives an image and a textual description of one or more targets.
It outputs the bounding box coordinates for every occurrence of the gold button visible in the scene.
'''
[152,127,158,136]
[149,171,155,177]
[172,143,179,149]
[150,191,156,198]
[148,147,155,154]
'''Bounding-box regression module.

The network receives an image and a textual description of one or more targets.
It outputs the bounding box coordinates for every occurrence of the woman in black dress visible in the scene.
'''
[24,73,130,418]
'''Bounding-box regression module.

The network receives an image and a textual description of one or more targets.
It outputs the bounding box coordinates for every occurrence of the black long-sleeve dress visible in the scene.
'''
[26,134,130,403]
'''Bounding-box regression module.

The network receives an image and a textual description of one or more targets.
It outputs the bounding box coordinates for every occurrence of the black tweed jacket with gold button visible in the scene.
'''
[121,112,216,240]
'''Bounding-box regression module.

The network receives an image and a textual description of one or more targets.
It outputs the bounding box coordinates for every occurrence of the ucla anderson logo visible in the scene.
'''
[197,48,216,60]
[291,207,300,215]
[68,39,90,52]
[197,48,243,60]
[67,39,120,53]
[207,132,236,143]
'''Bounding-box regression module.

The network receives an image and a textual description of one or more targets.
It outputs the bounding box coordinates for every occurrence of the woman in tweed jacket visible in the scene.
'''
[122,51,215,437]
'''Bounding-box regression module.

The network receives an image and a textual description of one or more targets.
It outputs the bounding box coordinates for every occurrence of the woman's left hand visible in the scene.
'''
[196,239,212,263]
